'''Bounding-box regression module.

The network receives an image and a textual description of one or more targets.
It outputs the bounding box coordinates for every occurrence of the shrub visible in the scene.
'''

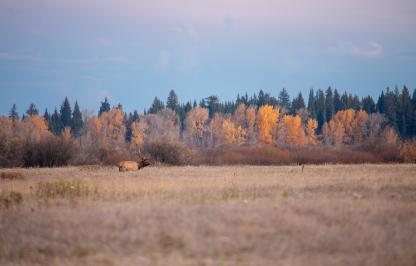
[22,134,77,167]
[36,180,97,199]
[400,140,416,163]
[0,191,23,208]
[143,141,192,165]
[0,171,25,180]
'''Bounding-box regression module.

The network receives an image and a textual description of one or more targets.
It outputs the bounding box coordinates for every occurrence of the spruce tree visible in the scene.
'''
[50,108,63,135]
[290,92,305,115]
[333,89,342,113]
[399,86,412,137]
[307,89,317,119]
[99,97,111,116]
[71,101,83,137]
[377,91,385,113]
[362,96,376,113]
[60,97,72,128]
[43,108,50,124]
[26,103,39,116]
[148,97,165,114]
[325,87,334,122]
[9,104,19,121]
[278,88,291,110]
[166,90,180,113]
[316,89,326,131]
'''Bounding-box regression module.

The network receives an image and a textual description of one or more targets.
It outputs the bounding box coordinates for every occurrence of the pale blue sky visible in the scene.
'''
[1,0,415,115]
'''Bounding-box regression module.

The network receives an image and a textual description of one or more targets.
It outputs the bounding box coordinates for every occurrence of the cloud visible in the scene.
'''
[0,52,42,61]
[172,25,199,41]
[155,50,170,71]
[350,41,383,59]
[328,41,383,59]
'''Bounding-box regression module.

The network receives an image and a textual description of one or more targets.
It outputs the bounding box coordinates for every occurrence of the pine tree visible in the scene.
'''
[399,86,412,137]
[340,92,349,110]
[325,87,334,122]
[26,103,39,116]
[166,90,180,113]
[412,89,416,136]
[307,89,317,119]
[351,95,361,110]
[334,89,342,113]
[99,97,111,116]
[50,108,63,135]
[205,95,221,118]
[316,89,326,131]
[377,90,385,113]
[362,96,376,113]
[290,93,305,115]
[43,108,50,124]
[71,101,83,137]
[148,97,165,114]
[278,88,291,110]
[9,104,19,121]
[60,97,72,128]
[132,110,140,122]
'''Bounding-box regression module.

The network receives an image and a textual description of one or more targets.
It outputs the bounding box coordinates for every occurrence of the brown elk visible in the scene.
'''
[118,158,150,172]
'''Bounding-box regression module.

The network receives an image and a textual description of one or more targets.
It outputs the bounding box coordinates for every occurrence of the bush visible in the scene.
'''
[36,179,97,199]
[0,171,25,180]
[0,191,23,208]
[400,140,416,163]
[22,134,77,167]
[143,141,192,165]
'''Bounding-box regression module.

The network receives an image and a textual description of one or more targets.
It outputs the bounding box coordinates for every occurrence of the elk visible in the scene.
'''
[118,158,150,172]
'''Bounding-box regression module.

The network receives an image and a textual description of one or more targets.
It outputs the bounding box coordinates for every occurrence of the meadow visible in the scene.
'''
[1,164,416,266]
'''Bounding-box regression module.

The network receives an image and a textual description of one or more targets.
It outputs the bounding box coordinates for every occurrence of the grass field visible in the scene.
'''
[1,164,416,266]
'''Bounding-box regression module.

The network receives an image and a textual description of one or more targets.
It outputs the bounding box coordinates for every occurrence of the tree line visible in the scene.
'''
[1,86,416,167]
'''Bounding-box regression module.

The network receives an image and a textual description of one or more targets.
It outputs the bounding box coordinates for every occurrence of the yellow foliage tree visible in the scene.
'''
[305,118,318,145]
[245,105,256,143]
[256,105,279,144]
[283,115,305,146]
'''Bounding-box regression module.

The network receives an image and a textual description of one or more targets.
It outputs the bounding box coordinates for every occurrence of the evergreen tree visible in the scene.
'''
[316,89,326,131]
[148,97,165,114]
[384,88,397,130]
[258,90,266,107]
[166,90,180,113]
[71,101,83,137]
[340,92,349,110]
[307,89,317,119]
[132,110,140,122]
[351,95,361,110]
[398,86,412,137]
[278,88,291,110]
[333,89,342,112]
[116,103,123,110]
[49,108,63,135]
[26,103,39,116]
[205,95,221,118]
[99,97,111,116]
[377,90,385,113]
[8,104,19,121]
[60,97,72,128]
[362,96,376,113]
[325,87,334,122]
[290,92,305,115]
[412,89,416,135]
[43,108,50,123]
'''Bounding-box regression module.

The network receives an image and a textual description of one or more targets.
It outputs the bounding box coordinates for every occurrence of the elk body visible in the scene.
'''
[118,158,150,172]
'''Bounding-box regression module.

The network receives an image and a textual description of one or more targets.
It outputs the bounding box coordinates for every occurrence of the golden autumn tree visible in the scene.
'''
[184,107,209,147]
[245,105,256,143]
[351,110,369,144]
[256,105,279,144]
[98,108,126,150]
[210,112,224,146]
[305,118,318,145]
[282,115,306,146]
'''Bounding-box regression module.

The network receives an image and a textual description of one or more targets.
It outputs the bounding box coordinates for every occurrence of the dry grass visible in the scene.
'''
[0,164,416,265]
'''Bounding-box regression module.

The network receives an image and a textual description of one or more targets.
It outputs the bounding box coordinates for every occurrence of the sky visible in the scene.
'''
[1,0,416,115]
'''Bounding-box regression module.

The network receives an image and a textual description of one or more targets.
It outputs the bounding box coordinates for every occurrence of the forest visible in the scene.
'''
[1,86,416,167]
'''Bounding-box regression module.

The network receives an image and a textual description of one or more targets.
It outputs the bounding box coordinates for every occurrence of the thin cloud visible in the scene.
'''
[155,51,170,71]
[328,41,383,59]
[0,52,42,61]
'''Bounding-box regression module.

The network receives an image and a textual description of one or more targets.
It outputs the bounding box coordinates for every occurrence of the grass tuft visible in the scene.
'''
[36,179,98,199]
